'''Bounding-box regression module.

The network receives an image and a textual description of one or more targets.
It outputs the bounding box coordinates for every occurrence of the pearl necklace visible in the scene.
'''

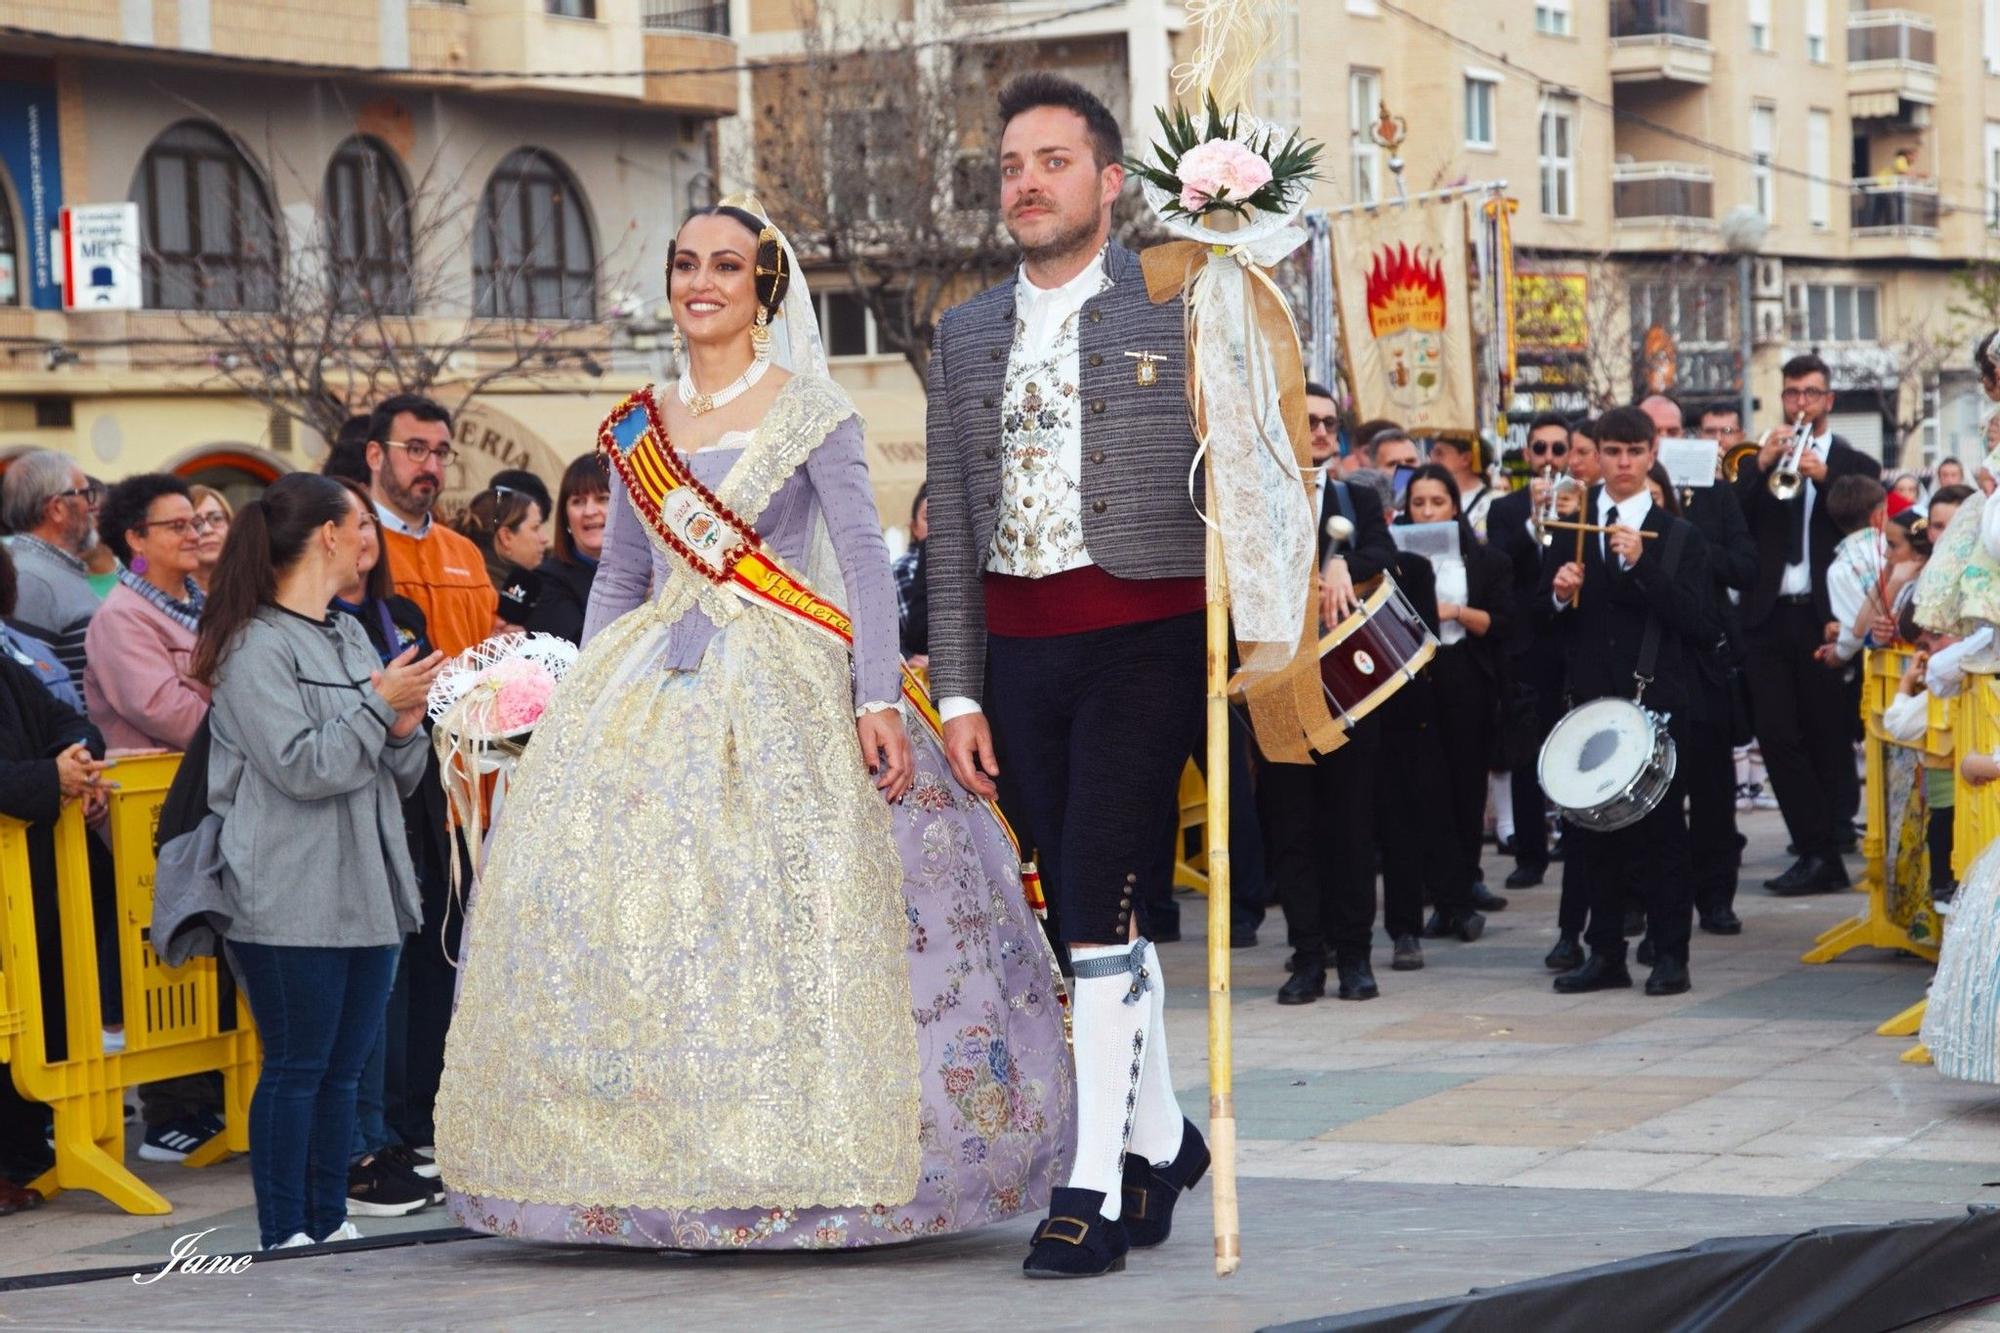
[678,357,769,416]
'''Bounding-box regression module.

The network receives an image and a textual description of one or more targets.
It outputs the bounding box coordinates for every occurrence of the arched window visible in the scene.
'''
[131,121,279,311]
[0,170,18,306]
[474,148,597,320]
[323,136,413,313]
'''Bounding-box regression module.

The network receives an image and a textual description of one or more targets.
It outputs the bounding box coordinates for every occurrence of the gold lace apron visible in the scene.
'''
[434,377,922,1210]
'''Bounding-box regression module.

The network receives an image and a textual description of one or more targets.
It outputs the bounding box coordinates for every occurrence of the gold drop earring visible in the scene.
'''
[751,307,772,362]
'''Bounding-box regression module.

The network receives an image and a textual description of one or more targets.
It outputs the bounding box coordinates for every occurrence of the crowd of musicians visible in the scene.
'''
[1116,351,1929,1006]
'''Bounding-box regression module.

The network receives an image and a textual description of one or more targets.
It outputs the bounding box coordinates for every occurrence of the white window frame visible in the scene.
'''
[1538,99,1576,219]
[1349,68,1383,206]
[1805,0,1827,62]
[1807,110,1830,228]
[1534,0,1570,37]
[1751,103,1776,224]
[815,287,884,360]
[1464,73,1498,151]
[1788,282,1881,344]
[1748,0,1772,51]
[1986,122,2000,229]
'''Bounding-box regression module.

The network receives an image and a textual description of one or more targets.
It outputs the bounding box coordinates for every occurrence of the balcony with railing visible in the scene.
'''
[642,0,729,33]
[1614,163,1714,221]
[1850,180,1939,239]
[1848,11,1939,111]
[1609,0,1713,85]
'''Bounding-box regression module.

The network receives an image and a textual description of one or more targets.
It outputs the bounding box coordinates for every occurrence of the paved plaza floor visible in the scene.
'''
[6,809,2000,1329]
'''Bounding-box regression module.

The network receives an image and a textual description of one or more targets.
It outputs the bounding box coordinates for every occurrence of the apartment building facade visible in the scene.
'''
[740,0,2000,468]
[0,0,734,501]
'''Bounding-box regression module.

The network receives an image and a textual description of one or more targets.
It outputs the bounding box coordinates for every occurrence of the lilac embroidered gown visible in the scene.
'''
[434,376,1074,1248]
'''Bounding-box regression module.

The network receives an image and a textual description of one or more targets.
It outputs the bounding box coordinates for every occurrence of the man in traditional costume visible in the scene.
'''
[927,73,1212,1279]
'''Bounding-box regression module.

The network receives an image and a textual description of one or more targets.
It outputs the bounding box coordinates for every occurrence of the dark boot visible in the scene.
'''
[1644,956,1692,997]
[1023,1187,1129,1278]
[1121,1119,1210,1248]
[1553,952,1633,994]
[1278,953,1326,1005]
[1335,956,1379,1001]
[1544,935,1584,972]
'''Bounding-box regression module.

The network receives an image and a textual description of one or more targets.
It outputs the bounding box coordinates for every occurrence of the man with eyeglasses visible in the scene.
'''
[1485,411,1574,889]
[364,394,497,659]
[1735,352,1879,896]
[1695,402,1744,448]
[1305,383,1350,478]
[1,450,104,685]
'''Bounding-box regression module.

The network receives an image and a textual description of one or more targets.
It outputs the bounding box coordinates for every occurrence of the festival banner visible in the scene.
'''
[1329,202,1476,436]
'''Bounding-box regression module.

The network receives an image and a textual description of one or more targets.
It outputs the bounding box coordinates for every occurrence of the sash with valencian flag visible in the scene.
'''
[597,387,1045,916]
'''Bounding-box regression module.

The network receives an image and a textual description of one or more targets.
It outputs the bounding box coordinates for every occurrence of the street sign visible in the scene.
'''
[59,204,142,310]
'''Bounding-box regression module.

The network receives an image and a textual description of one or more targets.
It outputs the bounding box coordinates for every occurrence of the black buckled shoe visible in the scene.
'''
[1023,1188,1129,1278]
[1121,1119,1210,1249]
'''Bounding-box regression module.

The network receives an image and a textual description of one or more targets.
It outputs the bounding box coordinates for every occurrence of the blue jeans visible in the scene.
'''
[226,942,398,1247]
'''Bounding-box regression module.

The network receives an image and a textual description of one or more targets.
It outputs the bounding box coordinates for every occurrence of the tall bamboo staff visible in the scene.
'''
[1203,513,1240,1276]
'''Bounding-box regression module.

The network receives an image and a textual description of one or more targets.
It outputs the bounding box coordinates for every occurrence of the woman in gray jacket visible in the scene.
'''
[189,473,443,1250]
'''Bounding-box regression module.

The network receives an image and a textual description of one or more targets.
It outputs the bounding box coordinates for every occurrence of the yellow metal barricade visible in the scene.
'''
[1805,648,1946,966]
[1174,760,1209,894]
[0,753,256,1214]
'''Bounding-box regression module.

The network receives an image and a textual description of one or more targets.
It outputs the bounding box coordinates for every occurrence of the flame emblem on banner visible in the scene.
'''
[1363,242,1448,408]
[1364,243,1448,338]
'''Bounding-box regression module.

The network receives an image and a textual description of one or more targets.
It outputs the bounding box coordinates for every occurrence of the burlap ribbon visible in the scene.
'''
[1142,240,1342,763]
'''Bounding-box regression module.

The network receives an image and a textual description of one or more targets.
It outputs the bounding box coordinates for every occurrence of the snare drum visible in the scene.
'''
[1318,576,1439,726]
[1537,697,1677,833]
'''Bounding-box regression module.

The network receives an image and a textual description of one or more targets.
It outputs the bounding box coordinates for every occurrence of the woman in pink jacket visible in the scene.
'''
[83,473,210,753]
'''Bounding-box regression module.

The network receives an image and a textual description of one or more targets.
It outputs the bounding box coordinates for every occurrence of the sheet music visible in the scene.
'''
[1659,437,1719,490]
[1390,520,1461,564]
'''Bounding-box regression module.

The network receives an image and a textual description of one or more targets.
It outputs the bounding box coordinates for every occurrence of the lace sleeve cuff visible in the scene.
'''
[855,700,899,718]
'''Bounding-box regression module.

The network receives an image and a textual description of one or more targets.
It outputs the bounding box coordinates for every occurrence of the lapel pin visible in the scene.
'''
[1124,350,1163,387]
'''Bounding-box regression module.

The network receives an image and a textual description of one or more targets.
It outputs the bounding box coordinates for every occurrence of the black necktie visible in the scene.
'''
[1786,479,1807,563]
[1604,504,1618,566]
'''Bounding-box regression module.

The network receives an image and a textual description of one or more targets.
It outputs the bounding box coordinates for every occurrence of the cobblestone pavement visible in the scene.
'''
[5,809,1999,1330]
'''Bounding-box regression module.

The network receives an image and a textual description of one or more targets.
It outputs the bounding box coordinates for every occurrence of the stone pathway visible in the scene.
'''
[5,808,1999,1329]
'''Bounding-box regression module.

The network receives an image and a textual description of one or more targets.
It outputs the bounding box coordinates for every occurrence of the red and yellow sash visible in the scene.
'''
[598,387,1042,913]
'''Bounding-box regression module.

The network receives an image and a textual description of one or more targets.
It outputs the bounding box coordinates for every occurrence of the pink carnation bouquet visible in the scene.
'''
[1128,94,1321,226]
[1176,139,1275,216]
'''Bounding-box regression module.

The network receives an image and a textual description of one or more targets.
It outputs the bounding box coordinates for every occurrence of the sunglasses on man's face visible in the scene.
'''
[1527,439,1569,457]
[1308,414,1339,433]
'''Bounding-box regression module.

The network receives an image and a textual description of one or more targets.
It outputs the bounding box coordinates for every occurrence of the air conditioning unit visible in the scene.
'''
[1754,257,1784,300]
[1755,299,1787,345]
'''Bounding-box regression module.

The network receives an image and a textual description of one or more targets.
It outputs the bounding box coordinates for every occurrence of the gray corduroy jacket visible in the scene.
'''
[923,243,1205,705]
[207,607,428,948]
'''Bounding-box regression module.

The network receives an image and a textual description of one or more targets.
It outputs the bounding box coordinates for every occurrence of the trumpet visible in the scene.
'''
[1531,468,1586,547]
[1768,414,1811,501]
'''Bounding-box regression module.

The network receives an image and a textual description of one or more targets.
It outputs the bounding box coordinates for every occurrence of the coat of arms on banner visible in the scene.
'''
[1330,202,1477,435]
[1366,242,1448,411]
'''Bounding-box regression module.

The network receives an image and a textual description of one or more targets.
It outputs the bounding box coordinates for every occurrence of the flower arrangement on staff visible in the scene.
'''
[1127,95,1322,225]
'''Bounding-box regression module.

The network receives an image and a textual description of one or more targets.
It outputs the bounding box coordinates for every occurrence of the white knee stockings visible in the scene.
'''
[1065,939,1185,1219]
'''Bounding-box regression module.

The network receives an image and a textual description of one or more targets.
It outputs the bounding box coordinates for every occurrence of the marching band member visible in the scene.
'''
[1736,353,1881,896]
[1535,408,1711,996]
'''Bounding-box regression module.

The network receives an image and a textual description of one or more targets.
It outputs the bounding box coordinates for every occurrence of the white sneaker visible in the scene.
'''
[323,1221,363,1243]
[268,1233,314,1250]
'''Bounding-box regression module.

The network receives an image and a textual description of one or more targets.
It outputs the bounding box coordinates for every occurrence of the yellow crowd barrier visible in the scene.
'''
[1175,760,1209,894]
[0,752,256,1214]
[1805,648,1946,968]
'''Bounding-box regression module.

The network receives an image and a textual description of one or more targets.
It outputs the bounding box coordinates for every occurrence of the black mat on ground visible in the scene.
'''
[1269,1205,2000,1333]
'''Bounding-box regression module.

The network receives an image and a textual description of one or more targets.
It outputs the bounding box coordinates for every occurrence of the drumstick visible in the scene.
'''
[1538,520,1661,538]
[1572,524,1584,608]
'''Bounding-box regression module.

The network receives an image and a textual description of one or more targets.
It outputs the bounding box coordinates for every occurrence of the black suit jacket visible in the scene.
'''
[1319,478,1396,584]
[1734,436,1881,627]
[1454,537,1516,688]
[1485,488,1546,657]
[1533,489,1711,718]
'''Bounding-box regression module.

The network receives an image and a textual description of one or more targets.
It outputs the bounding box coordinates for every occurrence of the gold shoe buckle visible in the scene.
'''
[1035,1216,1091,1246]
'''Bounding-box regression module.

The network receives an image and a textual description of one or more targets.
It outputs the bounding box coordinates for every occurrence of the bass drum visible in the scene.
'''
[1537,697,1676,833]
